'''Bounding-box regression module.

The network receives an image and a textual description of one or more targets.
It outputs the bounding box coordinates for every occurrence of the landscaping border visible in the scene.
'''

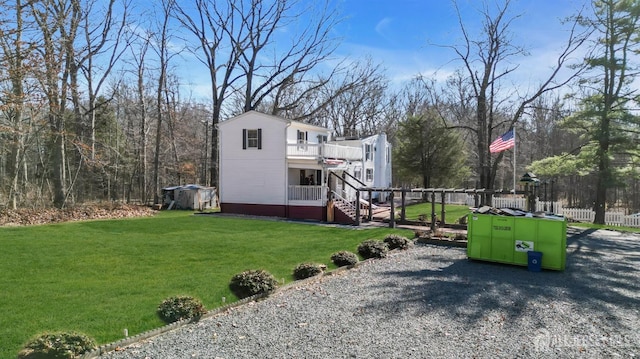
[83,261,362,358]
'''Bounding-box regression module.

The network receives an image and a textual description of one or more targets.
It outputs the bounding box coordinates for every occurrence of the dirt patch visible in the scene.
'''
[0,203,156,227]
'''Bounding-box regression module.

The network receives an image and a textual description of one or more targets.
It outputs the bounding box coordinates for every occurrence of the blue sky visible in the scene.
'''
[331,0,588,85]
[177,0,590,99]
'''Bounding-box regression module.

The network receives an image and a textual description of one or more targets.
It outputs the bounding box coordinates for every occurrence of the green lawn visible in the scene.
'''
[400,202,472,224]
[0,211,410,358]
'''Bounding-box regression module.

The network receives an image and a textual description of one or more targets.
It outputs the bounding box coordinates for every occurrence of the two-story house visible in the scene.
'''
[218,111,391,224]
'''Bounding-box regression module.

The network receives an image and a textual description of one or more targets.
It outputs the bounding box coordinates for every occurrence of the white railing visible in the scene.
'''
[286,143,363,161]
[322,143,362,160]
[287,143,321,158]
[493,197,527,209]
[332,190,357,214]
[288,185,326,201]
[404,192,473,204]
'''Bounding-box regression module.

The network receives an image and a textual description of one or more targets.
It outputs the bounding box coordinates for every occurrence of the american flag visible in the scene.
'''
[489,129,515,153]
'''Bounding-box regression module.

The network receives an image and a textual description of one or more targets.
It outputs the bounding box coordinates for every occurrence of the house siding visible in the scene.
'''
[219,112,288,206]
[221,203,287,217]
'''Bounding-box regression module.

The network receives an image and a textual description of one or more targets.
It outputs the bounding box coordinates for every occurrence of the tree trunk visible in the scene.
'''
[50,115,67,208]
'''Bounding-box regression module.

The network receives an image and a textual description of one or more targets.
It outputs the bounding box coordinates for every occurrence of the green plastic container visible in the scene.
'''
[467,214,566,270]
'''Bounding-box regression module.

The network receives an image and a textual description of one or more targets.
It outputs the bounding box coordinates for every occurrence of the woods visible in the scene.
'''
[0,0,639,224]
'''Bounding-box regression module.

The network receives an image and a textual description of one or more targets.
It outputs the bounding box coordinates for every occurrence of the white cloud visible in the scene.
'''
[374,17,393,38]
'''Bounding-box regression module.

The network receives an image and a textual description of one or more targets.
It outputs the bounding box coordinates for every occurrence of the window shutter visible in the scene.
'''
[242,129,247,149]
[305,131,308,141]
[257,128,262,149]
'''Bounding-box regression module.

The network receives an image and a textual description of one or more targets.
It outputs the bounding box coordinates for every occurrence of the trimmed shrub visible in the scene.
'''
[293,262,325,280]
[18,332,96,359]
[157,295,207,324]
[383,234,412,250]
[331,250,359,267]
[229,269,278,299]
[357,239,388,259]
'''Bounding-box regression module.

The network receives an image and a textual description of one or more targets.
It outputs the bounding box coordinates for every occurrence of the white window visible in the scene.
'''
[366,168,373,181]
[317,134,328,143]
[354,167,362,181]
[297,130,307,143]
[365,144,372,161]
[243,128,262,149]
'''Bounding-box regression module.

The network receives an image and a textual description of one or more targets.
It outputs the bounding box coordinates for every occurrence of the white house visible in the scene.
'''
[218,111,392,223]
[332,133,393,202]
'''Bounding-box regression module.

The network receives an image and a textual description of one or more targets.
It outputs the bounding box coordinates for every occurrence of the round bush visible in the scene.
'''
[157,295,207,324]
[229,269,278,299]
[357,239,388,259]
[331,251,359,267]
[383,234,412,250]
[18,332,96,359]
[293,262,325,280]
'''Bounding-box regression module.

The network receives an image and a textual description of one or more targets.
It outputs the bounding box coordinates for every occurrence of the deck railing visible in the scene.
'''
[288,185,326,201]
[286,143,362,161]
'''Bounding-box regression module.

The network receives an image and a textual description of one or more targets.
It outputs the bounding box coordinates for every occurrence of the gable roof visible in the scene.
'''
[220,110,330,133]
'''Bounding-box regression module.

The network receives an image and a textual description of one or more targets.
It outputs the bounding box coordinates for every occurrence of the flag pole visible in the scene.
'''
[513,127,516,198]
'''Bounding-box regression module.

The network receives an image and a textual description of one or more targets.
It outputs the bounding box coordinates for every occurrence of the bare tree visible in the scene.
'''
[0,0,30,208]
[174,0,341,188]
[314,60,390,137]
[151,0,175,205]
[28,0,87,208]
[172,0,244,189]
[442,0,588,192]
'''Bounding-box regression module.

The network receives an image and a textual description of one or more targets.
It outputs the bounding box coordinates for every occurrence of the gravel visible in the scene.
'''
[100,228,640,358]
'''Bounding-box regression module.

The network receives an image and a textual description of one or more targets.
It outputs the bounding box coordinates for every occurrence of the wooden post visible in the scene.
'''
[389,190,395,228]
[368,190,373,222]
[440,191,446,225]
[430,191,436,231]
[355,190,361,226]
[401,188,406,222]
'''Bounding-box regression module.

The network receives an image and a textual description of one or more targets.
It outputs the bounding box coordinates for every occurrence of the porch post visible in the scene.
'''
[440,191,446,226]
[389,190,395,228]
[401,188,406,222]
[368,190,373,222]
[431,191,437,231]
[355,190,361,226]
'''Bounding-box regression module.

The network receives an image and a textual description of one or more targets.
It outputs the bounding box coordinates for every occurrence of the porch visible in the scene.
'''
[288,185,327,201]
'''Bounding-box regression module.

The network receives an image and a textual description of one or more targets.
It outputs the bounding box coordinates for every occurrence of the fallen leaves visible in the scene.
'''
[0,203,155,226]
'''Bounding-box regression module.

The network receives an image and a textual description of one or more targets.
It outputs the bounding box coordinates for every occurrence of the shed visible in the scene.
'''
[162,184,217,210]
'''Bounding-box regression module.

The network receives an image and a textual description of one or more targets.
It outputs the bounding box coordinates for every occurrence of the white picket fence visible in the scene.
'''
[560,208,640,227]
[406,192,640,227]
[491,197,640,228]
[477,195,639,228]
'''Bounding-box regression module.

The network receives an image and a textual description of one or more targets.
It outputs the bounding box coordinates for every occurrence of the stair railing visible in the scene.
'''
[328,171,361,225]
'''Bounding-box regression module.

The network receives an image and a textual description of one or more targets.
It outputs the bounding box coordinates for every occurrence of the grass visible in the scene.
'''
[400,202,472,224]
[569,221,640,233]
[0,211,410,358]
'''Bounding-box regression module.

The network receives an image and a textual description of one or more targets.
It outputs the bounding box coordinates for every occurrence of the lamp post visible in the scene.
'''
[519,172,539,212]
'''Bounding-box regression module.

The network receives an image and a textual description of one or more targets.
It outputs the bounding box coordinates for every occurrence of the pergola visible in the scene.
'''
[356,187,509,229]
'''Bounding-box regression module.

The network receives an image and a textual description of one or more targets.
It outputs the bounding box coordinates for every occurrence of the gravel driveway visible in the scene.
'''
[100,227,640,358]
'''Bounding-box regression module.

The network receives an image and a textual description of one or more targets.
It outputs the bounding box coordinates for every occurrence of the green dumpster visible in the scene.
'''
[467,213,566,271]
